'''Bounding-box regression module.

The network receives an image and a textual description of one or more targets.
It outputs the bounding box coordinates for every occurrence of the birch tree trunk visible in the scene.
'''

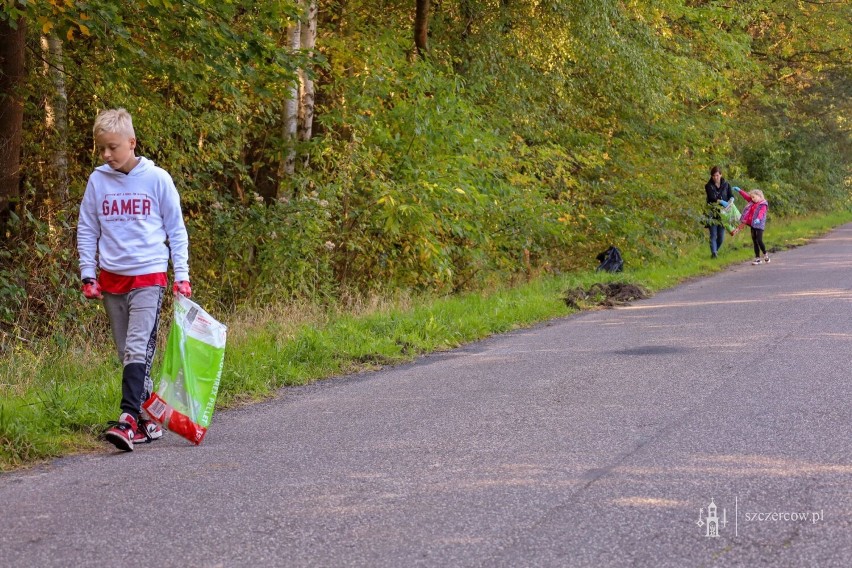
[0,18,26,232]
[281,19,302,182]
[298,0,318,148]
[41,34,69,203]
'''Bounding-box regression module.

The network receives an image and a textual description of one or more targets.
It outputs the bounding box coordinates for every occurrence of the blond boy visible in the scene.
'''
[77,108,191,451]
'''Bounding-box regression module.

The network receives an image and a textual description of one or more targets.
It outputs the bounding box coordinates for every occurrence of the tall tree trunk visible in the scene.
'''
[414,0,431,58]
[455,0,475,74]
[460,0,475,42]
[501,0,513,34]
[41,34,69,203]
[298,0,318,151]
[281,19,302,184]
[0,18,26,234]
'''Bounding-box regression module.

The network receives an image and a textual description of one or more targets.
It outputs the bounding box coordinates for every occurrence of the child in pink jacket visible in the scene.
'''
[730,188,769,264]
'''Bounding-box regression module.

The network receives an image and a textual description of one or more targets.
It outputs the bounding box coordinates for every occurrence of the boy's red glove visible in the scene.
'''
[82,279,103,300]
[173,280,192,298]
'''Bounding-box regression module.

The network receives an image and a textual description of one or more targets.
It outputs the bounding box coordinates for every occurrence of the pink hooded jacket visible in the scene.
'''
[736,189,768,230]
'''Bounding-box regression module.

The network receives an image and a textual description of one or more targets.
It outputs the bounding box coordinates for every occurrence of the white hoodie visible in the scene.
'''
[77,157,189,282]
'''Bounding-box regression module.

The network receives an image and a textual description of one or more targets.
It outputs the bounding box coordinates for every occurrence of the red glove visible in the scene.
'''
[173,280,192,298]
[82,279,103,300]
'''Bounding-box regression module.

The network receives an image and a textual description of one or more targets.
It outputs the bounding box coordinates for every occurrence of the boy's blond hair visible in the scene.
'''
[93,108,136,139]
[750,189,765,201]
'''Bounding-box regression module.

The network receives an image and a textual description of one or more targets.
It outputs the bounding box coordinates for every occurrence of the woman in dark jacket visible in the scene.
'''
[704,165,733,258]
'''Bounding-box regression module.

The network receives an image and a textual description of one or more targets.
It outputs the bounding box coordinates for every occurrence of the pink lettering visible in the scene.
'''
[102,197,151,217]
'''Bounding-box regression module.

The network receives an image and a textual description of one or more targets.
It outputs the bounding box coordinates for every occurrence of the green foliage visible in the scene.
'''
[190,191,337,307]
[1,0,850,341]
[0,189,102,346]
[738,135,845,217]
[314,30,574,290]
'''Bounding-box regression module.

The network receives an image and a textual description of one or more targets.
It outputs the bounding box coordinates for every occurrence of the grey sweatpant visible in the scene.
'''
[102,286,165,418]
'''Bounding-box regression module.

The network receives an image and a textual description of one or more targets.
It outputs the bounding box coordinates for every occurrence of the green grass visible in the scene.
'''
[2,210,851,471]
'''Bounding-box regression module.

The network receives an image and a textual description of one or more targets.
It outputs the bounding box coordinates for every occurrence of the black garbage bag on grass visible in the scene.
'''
[596,246,624,273]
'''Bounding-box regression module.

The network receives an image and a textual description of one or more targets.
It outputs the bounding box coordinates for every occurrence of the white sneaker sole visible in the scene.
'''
[133,424,163,444]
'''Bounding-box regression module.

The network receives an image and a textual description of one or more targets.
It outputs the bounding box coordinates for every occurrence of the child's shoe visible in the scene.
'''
[764,254,770,263]
[133,417,163,444]
[104,413,137,452]
[752,258,763,265]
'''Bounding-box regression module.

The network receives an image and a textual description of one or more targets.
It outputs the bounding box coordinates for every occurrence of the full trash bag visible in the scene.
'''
[596,246,624,273]
[720,202,741,234]
[142,294,227,445]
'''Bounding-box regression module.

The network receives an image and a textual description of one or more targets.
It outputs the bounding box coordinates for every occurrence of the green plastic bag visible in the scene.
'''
[720,202,741,234]
[143,294,227,445]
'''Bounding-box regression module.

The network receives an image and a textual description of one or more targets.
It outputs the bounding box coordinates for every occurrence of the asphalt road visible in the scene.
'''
[2,225,852,567]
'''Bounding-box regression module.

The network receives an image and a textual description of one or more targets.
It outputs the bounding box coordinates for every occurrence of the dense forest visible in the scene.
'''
[1,0,850,346]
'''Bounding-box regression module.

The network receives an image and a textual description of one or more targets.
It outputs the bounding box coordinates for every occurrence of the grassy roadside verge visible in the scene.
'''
[2,211,851,471]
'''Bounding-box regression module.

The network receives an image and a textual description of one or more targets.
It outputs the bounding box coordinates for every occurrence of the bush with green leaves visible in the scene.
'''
[0,0,848,343]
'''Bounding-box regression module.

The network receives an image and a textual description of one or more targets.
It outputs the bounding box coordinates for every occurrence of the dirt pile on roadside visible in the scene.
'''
[564,283,650,310]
